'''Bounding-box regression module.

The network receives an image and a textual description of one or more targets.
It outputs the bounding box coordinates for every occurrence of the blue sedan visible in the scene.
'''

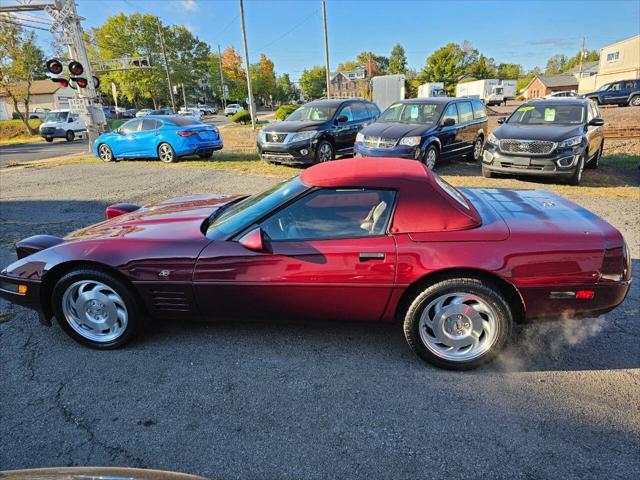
[94,115,223,163]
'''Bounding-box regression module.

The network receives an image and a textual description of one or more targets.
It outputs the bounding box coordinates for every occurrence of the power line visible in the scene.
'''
[256,9,318,51]
[0,17,50,31]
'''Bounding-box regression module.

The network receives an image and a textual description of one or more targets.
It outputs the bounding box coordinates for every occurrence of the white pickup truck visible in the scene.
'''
[39,109,86,142]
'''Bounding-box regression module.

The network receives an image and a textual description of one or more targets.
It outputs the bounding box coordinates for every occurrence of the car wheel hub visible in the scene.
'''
[418,292,498,361]
[474,140,482,159]
[319,144,331,162]
[62,280,128,342]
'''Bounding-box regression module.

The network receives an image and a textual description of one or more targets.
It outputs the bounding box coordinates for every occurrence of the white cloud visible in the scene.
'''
[180,0,198,12]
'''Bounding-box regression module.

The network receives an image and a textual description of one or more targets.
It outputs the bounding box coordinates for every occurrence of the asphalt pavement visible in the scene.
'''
[0,162,638,479]
[0,139,89,167]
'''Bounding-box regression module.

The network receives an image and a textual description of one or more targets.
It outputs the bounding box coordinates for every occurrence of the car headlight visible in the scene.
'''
[558,135,583,149]
[487,133,498,145]
[398,136,421,147]
[356,132,364,143]
[287,131,317,143]
[258,130,266,142]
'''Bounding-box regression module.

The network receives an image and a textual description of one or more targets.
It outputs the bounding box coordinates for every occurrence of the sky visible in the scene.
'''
[18,0,640,82]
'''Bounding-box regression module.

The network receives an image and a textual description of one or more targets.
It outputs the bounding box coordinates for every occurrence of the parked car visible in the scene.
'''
[197,104,217,115]
[102,107,114,120]
[150,108,174,116]
[545,90,578,98]
[135,108,153,117]
[93,115,222,163]
[30,108,51,120]
[0,157,630,370]
[354,97,487,169]
[582,79,640,106]
[482,98,604,185]
[122,108,138,118]
[257,98,380,165]
[179,107,202,120]
[224,103,243,116]
[39,110,86,142]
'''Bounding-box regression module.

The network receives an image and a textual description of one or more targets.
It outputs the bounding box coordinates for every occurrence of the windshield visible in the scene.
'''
[286,105,337,122]
[44,111,68,123]
[207,176,308,239]
[596,83,611,91]
[378,103,443,125]
[507,104,584,125]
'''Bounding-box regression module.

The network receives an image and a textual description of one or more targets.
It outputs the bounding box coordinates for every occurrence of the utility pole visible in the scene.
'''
[157,17,176,112]
[217,44,227,109]
[239,0,256,129]
[578,36,585,79]
[322,0,331,99]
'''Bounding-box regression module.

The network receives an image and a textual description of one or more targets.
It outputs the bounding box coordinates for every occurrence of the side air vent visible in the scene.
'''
[150,289,192,312]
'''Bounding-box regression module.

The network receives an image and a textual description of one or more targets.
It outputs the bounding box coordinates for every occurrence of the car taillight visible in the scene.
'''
[177,130,197,137]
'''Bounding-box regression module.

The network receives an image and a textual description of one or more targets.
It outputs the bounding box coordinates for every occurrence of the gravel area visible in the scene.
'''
[0,162,638,478]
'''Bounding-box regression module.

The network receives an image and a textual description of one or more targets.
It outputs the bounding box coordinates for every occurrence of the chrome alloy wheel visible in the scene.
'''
[318,142,333,162]
[418,292,498,362]
[158,143,174,163]
[473,138,483,160]
[61,280,128,343]
[425,148,437,169]
[98,144,112,161]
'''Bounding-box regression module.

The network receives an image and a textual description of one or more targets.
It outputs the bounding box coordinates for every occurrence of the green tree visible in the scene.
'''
[388,44,407,75]
[299,66,326,100]
[466,54,497,79]
[517,67,541,93]
[497,63,523,80]
[336,60,361,71]
[274,73,297,103]
[356,51,389,76]
[221,46,247,103]
[419,43,467,94]
[545,54,569,74]
[251,53,276,105]
[0,19,47,134]
[563,50,599,71]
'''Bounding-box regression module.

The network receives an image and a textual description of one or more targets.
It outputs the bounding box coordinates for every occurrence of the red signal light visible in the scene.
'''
[50,78,69,88]
[72,77,88,88]
[68,61,84,76]
[46,59,63,75]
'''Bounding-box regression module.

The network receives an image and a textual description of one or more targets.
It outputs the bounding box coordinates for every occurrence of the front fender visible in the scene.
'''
[419,135,442,155]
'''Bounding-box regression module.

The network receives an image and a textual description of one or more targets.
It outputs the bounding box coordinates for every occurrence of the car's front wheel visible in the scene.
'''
[315,140,334,163]
[402,278,512,370]
[567,153,585,185]
[65,130,74,142]
[158,142,176,163]
[45,137,53,143]
[422,144,439,170]
[98,143,114,162]
[52,268,143,349]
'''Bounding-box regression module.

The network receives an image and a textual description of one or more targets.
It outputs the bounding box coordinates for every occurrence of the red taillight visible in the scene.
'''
[576,290,595,300]
[177,130,197,137]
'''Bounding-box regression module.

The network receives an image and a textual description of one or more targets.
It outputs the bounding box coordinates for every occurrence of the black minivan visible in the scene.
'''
[353,97,488,170]
[257,99,380,165]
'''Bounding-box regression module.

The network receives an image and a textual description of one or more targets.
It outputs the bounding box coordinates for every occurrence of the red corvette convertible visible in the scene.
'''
[0,158,631,369]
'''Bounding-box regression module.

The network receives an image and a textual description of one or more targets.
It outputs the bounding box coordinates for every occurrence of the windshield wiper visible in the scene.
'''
[206,196,248,225]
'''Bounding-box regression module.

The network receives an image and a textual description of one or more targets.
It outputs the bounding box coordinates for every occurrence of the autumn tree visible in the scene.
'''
[299,66,326,100]
[0,19,47,134]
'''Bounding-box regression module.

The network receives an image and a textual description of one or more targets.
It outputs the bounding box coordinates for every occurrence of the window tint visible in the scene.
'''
[457,102,473,122]
[623,81,634,90]
[338,105,354,122]
[120,119,140,134]
[261,189,396,241]
[167,116,201,126]
[367,103,381,119]
[609,83,621,91]
[352,103,370,121]
[472,100,487,119]
[141,119,159,131]
[441,103,459,124]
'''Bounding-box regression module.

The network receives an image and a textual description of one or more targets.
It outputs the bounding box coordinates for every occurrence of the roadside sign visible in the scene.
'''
[111,82,118,103]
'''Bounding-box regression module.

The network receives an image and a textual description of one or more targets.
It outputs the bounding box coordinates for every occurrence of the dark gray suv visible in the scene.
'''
[482,98,605,185]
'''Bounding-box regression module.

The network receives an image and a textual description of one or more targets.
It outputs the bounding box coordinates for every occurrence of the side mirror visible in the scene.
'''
[238,227,268,252]
[336,115,348,123]
[497,117,507,124]
[68,117,74,123]
[588,118,605,127]
[441,118,455,128]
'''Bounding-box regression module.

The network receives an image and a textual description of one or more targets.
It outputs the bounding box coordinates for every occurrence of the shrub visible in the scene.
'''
[231,109,252,124]
[275,104,298,120]
[109,119,126,131]
[0,118,41,141]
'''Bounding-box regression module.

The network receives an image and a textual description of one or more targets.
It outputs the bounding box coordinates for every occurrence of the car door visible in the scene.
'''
[586,102,604,157]
[455,101,476,152]
[332,103,359,153]
[137,118,161,157]
[601,82,623,104]
[437,103,464,158]
[110,119,141,157]
[193,188,398,322]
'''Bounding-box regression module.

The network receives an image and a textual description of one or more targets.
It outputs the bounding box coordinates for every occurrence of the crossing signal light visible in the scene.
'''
[51,78,69,88]
[71,76,100,89]
[68,61,84,76]
[46,59,64,75]
[132,58,149,67]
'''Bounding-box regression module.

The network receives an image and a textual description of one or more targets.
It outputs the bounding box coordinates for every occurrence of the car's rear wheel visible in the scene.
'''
[65,130,74,142]
[567,153,585,186]
[422,144,438,170]
[98,143,114,162]
[52,268,142,349]
[630,96,640,107]
[403,278,512,370]
[467,136,483,162]
[198,151,213,159]
[158,142,176,163]
[45,137,53,143]
[586,142,603,169]
[315,140,334,163]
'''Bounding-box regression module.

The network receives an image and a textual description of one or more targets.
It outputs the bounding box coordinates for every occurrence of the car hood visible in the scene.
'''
[493,124,583,142]
[360,122,434,138]
[65,194,244,243]
[262,120,328,133]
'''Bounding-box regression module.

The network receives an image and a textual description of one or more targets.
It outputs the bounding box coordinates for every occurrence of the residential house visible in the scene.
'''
[522,74,579,99]
[578,35,640,92]
[0,80,75,120]
[329,68,369,98]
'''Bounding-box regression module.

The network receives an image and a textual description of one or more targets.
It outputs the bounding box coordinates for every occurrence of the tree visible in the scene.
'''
[221,46,247,103]
[563,50,599,71]
[466,54,497,80]
[497,63,523,80]
[418,43,467,94]
[274,73,297,103]
[336,60,361,72]
[0,19,47,134]
[356,51,388,76]
[517,67,541,93]
[545,54,569,74]
[251,53,276,104]
[388,44,407,75]
[299,66,326,100]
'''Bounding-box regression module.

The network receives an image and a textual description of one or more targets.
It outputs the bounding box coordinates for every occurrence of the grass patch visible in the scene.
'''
[600,154,640,168]
[0,118,42,145]
[0,311,15,324]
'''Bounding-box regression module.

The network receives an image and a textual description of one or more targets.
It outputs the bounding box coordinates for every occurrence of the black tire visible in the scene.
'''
[315,139,334,163]
[586,142,603,170]
[482,164,495,178]
[98,143,115,162]
[422,144,439,170]
[629,96,640,107]
[45,137,53,143]
[65,130,74,142]
[567,153,585,186]
[157,142,177,163]
[198,151,213,159]
[52,268,143,349]
[402,277,513,370]
[466,136,483,162]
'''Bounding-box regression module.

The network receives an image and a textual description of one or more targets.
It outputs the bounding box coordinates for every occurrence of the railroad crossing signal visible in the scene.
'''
[45,58,100,89]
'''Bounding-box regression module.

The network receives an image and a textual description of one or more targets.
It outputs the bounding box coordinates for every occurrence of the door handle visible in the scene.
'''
[359,252,385,261]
